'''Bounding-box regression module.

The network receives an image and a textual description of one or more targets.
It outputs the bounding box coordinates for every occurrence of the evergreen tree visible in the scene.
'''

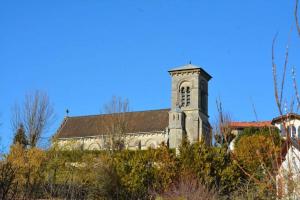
[13,124,28,148]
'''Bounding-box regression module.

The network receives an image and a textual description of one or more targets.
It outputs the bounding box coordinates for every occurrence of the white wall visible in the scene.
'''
[277,146,300,199]
[274,119,300,139]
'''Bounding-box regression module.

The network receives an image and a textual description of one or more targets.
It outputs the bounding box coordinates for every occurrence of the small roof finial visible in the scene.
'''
[189,60,192,64]
[66,109,69,117]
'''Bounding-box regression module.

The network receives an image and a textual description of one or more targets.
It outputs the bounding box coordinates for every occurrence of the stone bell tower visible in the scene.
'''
[168,64,212,149]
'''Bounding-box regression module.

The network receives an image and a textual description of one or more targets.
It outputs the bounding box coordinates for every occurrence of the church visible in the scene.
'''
[54,64,212,150]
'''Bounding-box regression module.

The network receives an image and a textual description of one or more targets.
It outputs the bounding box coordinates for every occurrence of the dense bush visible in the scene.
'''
[112,145,177,199]
[179,140,245,197]
[0,139,281,200]
[232,128,282,198]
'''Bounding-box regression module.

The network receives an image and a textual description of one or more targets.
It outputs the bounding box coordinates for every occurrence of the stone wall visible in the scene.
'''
[56,131,168,151]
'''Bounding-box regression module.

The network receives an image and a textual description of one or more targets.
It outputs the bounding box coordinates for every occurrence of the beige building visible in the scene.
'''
[55,64,212,150]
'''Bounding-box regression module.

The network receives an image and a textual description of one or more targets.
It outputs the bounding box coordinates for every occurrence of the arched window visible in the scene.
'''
[291,126,297,138]
[180,84,191,107]
[186,87,190,106]
[181,87,185,107]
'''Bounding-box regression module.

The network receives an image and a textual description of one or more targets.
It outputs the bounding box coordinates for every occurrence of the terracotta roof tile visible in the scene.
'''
[228,121,272,129]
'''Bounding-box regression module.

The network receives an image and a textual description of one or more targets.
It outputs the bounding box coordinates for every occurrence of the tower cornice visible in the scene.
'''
[168,64,212,81]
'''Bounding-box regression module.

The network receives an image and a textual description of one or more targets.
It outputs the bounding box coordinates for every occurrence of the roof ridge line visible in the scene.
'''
[67,108,170,119]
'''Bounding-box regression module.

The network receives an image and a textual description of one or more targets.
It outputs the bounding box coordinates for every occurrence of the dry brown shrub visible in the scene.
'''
[156,173,217,200]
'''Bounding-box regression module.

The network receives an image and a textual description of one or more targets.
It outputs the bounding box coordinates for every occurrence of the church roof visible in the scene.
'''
[55,109,170,139]
[168,64,212,80]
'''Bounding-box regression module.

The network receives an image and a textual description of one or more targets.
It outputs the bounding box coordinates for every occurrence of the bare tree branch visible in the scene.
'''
[155,173,218,200]
[279,35,290,107]
[11,104,21,134]
[250,97,259,122]
[292,67,300,111]
[102,96,130,151]
[295,0,300,36]
[272,33,291,115]
[215,98,233,147]
[272,34,283,115]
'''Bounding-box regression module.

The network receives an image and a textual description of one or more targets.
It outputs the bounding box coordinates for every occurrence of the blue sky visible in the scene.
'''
[0,0,299,150]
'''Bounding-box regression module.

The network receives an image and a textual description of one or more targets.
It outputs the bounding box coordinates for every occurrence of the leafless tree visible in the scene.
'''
[214,98,234,147]
[271,0,300,114]
[11,90,55,148]
[294,0,300,112]
[101,96,130,151]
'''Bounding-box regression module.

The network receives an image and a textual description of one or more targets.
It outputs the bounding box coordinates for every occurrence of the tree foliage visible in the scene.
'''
[12,124,28,148]
[233,128,282,198]
[179,140,245,197]
[113,145,177,199]
[0,161,18,200]
[7,143,47,199]
[0,140,282,199]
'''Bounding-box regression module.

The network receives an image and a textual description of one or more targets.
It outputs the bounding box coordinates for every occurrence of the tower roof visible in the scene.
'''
[168,64,212,80]
[169,64,201,72]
